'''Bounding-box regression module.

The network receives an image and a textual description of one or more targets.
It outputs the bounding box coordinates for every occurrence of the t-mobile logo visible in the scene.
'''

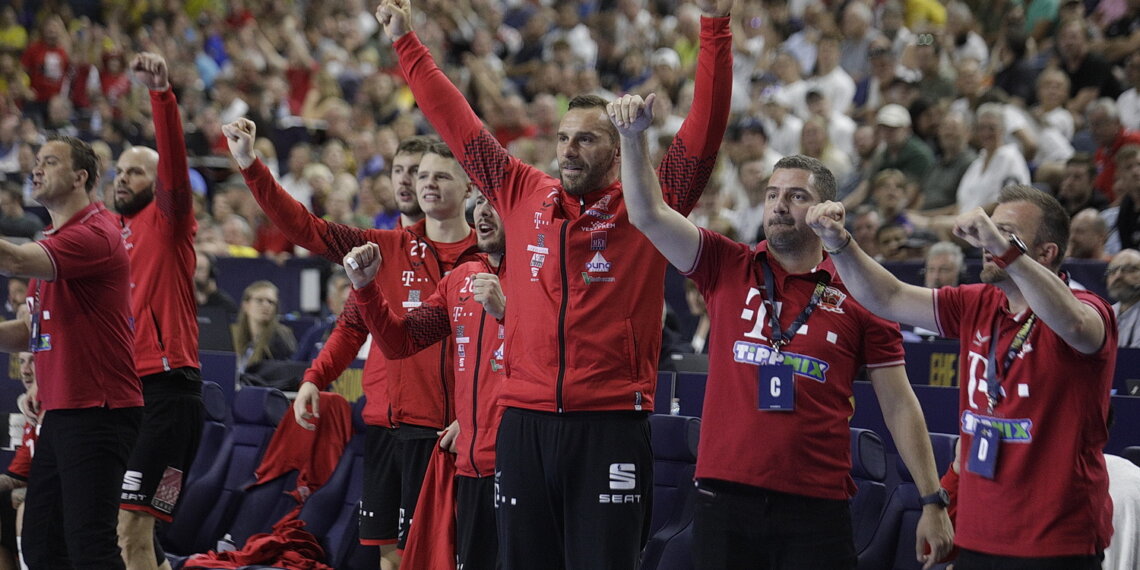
[609,463,636,490]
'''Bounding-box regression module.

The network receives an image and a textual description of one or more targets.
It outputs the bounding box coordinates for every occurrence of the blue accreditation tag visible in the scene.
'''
[758,364,795,411]
[967,424,1000,479]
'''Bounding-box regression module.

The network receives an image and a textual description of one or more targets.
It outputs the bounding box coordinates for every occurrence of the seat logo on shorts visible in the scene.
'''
[608,463,636,490]
[122,470,143,492]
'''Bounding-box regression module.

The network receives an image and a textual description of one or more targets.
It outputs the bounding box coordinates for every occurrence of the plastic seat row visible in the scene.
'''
[160,384,376,569]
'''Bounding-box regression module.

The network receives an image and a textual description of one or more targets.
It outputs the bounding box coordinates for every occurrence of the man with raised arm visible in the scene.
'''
[807,189,1115,568]
[342,191,506,569]
[377,0,732,565]
[224,120,478,569]
[611,92,953,569]
[111,52,203,570]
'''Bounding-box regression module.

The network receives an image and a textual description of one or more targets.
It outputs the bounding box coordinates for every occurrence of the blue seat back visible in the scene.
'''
[641,414,700,570]
[297,396,376,568]
[183,381,229,490]
[850,427,888,554]
[160,386,289,556]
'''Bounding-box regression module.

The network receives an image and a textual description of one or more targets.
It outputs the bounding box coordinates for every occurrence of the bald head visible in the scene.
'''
[1067,208,1107,260]
[113,146,160,217]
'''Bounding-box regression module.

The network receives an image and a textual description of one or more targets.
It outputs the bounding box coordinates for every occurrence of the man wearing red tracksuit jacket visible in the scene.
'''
[112,53,203,570]
[378,0,733,565]
[346,192,506,569]
[224,122,478,564]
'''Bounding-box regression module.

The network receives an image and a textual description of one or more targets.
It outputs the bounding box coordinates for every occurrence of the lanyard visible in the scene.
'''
[759,257,829,354]
[985,313,1037,413]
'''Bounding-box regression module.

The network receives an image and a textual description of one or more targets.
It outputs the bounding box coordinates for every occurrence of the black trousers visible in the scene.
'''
[956,548,1104,570]
[495,408,652,570]
[23,406,142,569]
[693,479,857,570]
[456,475,498,569]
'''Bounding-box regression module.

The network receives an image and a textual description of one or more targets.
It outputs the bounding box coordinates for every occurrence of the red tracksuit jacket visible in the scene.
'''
[356,256,505,477]
[394,16,732,412]
[241,161,479,428]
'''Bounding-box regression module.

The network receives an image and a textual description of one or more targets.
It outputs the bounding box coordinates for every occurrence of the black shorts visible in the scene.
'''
[358,424,436,549]
[955,548,1104,570]
[693,479,856,570]
[495,408,653,569]
[456,475,497,570]
[120,368,203,522]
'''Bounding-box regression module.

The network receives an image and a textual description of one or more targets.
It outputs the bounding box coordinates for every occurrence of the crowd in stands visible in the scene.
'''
[5,0,1140,291]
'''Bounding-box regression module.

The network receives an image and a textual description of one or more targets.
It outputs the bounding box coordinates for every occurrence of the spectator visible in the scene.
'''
[293,269,351,362]
[1029,67,1078,167]
[1067,208,1111,260]
[194,250,237,315]
[760,87,804,157]
[1119,51,1140,131]
[724,155,768,245]
[922,110,976,214]
[279,143,315,210]
[1090,97,1140,202]
[232,280,296,373]
[944,2,989,65]
[957,103,1031,213]
[876,222,916,261]
[805,89,856,159]
[850,203,884,259]
[854,36,904,115]
[1057,153,1109,216]
[1106,248,1140,348]
[1099,0,1140,63]
[808,34,855,117]
[0,351,37,569]
[0,183,42,239]
[799,115,852,182]
[1057,17,1123,116]
[1104,144,1140,253]
[873,103,935,189]
[5,276,26,317]
[839,1,880,82]
[19,15,68,125]
[913,35,955,104]
[811,185,1115,569]
[923,241,966,288]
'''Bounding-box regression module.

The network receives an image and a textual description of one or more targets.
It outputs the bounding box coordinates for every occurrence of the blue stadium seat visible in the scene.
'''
[857,433,959,570]
[182,381,229,491]
[292,396,376,568]
[640,414,700,570]
[160,386,289,559]
[850,428,888,555]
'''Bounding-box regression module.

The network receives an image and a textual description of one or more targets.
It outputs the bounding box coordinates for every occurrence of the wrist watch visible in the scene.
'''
[920,487,951,508]
[991,233,1028,269]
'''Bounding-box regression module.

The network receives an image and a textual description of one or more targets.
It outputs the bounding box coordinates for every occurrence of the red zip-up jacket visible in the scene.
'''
[356,256,505,477]
[394,16,732,412]
[241,160,479,429]
[121,88,199,377]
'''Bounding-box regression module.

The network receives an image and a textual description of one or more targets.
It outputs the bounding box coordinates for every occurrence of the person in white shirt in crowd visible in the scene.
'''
[1118,51,1140,132]
[956,103,1031,213]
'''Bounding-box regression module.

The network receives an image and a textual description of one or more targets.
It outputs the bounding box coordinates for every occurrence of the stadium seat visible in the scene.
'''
[161,386,290,559]
[182,381,229,491]
[850,427,888,555]
[640,414,700,570]
[1121,446,1140,468]
[857,433,959,570]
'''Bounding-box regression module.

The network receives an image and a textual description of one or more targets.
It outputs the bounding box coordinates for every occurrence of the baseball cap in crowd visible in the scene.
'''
[876,104,912,128]
[651,48,681,71]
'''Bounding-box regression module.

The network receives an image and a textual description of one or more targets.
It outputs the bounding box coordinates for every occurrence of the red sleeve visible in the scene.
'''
[657,16,733,216]
[301,289,370,389]
[150,88,195,236]
[933,285,969,340]
[38,222,119,280]
[394,32,551,214]
[6,438,32,480]
[240,159,372,261]
[354,278,453,359]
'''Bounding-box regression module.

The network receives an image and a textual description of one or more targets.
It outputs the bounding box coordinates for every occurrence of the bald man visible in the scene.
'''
[113,53,202,570]
[1107,249,1140,348]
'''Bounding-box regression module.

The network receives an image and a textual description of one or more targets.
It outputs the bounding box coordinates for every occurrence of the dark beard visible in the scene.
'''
[114,187,155,217]
[980,264,1008,284]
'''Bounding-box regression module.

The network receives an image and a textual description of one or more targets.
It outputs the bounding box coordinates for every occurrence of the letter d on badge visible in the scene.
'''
[758,364,795,411]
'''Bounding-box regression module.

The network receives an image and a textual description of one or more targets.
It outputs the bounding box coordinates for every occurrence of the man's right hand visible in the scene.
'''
[293,381,321,431]
[344,243,383,289]
[375,0,413,41]
[221,118,257,170]
[806,201,850,250]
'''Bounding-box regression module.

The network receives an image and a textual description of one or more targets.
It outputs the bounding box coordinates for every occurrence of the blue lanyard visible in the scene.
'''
[759,257,829,354]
